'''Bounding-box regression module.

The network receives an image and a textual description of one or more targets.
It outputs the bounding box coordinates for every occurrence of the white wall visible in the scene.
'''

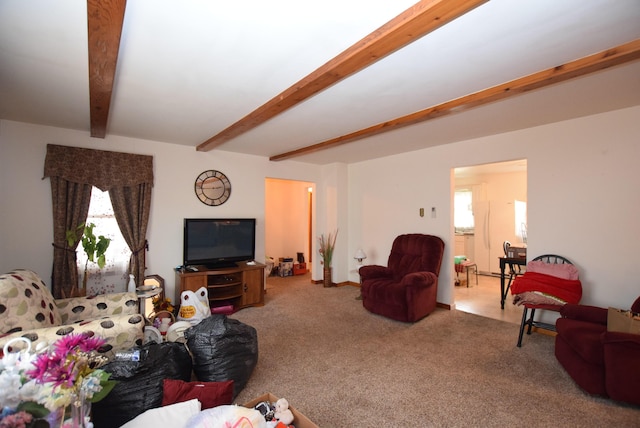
[2,105,639,311]
[349,106,640,310]
[0,120,324,301]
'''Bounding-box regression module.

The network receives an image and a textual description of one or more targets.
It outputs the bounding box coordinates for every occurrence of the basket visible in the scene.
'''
[149,310,175,325]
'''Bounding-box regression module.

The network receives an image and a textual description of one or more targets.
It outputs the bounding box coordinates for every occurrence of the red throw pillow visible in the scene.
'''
[162,379,234,409]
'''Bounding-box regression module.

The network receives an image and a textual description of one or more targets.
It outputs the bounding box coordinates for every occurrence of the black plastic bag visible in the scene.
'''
[92,342,193,428]
[185,314,258,398]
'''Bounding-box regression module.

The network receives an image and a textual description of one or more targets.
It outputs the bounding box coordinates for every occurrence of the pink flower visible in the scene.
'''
[26,333,105,389]
[0,411,33,428]
[53,333,104,355]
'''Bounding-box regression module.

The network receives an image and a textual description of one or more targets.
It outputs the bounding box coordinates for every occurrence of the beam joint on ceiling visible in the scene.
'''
[87,0,127,139]
[196,0,488,152]
[269,39,640,162]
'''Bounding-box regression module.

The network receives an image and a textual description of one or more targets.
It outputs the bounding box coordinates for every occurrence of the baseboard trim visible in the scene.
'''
[310,279,356,287]
[314,280,453,309]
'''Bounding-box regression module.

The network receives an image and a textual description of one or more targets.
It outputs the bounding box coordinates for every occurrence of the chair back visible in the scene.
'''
[532,254,572,265]
[387,234,445,278]
[503,241,511,256]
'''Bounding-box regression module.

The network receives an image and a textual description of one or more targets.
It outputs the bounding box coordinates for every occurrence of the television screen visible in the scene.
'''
[184,218,256,268]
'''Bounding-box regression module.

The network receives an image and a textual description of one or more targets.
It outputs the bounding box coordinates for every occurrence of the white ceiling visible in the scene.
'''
[1,0,639,165]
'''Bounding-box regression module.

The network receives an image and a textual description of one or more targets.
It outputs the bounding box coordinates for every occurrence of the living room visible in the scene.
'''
[1,1,640,424]
[1,105,638,314]
[1,1,638,314]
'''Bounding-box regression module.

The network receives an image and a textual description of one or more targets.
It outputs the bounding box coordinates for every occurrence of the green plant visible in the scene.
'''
[318,229,338,267]
[66,222,111,293]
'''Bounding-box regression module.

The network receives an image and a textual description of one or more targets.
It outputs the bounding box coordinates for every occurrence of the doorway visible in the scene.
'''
[453,160,527,324]
[265,178,315,276]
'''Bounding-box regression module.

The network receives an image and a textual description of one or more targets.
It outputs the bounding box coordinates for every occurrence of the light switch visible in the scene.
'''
[431,207,436,218]
[419,208,424,217]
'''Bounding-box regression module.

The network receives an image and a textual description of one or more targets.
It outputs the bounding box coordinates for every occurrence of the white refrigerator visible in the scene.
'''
[473,200,522,274]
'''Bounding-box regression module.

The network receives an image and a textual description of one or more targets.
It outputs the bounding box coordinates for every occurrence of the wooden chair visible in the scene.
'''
[517,254,575,347]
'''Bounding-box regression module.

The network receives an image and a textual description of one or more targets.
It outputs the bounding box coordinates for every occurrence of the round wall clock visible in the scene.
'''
[194,170,231,206]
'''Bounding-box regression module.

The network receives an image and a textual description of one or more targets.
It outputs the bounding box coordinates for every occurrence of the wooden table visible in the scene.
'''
[499,256,526,309]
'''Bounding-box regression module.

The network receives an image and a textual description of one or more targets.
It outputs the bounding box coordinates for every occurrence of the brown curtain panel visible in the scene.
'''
[110,183,152,288]
[44,144,153,297]
[50,177,92,298]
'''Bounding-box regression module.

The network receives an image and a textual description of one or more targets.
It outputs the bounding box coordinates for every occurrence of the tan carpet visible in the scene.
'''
[231,274,640,427]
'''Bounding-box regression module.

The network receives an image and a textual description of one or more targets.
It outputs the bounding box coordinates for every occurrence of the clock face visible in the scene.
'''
[195,170,231,206]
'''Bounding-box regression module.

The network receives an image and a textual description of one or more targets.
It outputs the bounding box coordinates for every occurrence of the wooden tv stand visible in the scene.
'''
[175,261,265,311]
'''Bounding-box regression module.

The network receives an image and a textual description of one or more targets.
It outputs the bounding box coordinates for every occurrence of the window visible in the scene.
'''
[77,188,131,295]
[515,200,527,244]
[454,190,474,231]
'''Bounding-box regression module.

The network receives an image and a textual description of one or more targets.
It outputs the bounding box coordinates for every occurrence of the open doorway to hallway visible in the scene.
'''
[265,178,315,277]
[453,160,527,324]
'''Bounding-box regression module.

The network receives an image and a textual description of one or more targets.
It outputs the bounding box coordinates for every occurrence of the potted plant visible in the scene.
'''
[66,223,111,296]
[318,230,338,287]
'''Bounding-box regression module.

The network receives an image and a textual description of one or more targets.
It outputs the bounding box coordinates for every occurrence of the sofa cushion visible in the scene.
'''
[0,269,62,334]
[556,317,606,365]
[56,292,139,324]
[0,313,145,355]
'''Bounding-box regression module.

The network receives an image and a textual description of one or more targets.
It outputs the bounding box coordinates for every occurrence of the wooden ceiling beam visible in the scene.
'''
[197,0,488,152]
[270,39,640,161]
[87,0,127,138]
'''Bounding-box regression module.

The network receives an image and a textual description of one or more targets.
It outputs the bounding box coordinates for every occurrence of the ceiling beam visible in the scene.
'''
[270,39,640,161]
[197,0,488,152]
[87,0,127,138]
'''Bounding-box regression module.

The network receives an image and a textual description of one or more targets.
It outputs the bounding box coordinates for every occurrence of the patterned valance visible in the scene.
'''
[43,144,153,191]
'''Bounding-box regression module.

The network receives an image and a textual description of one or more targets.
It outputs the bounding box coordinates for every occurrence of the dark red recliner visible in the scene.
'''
[359,234,444,323]
[555,295,640,406]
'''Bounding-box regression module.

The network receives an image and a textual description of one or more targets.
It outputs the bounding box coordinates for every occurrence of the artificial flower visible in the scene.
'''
[152,294,175,315]
[26,333,114,411]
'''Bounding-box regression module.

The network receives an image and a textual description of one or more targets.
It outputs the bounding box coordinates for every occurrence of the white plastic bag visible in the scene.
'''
[187,405,266,428]
[177,287,211,326]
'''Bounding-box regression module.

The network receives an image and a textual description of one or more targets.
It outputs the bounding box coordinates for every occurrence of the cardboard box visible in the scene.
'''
[243,393,318,428]
[293,262,307,275]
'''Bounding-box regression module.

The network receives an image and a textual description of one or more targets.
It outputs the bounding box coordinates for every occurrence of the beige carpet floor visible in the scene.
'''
[231,274,640,427]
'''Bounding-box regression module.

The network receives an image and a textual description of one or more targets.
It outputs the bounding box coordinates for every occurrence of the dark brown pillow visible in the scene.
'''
[162,379,234,409]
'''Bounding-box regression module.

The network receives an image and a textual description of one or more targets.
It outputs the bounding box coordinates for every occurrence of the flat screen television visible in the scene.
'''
[183,218,256,269]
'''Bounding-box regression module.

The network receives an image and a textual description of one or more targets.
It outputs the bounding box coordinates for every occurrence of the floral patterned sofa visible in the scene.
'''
[0,269,144,356]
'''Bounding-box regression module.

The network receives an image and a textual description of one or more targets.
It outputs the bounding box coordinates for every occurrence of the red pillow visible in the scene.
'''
[162,379,234,409]
[526,260,579,280]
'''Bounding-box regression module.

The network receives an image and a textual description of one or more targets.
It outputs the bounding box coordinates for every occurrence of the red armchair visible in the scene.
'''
[359,234,444,323]
[555,296,640,406]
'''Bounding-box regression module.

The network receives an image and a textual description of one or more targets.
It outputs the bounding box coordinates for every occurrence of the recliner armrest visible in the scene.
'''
[359,265,393,280]
[602,330,640,347]
[559,303,608,326]
[601,330,640,406]
[401,271,437,287]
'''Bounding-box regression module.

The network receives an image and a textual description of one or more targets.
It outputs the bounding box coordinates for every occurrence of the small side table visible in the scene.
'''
[136,287,162,320]
[455,260,478,287]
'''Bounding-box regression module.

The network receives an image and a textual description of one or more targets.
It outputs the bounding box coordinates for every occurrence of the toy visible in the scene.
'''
[273,398,294,425]
[177,289,210,326]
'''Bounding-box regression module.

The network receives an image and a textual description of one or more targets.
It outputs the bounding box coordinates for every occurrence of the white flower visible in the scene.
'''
[18,379,43,403]
[81,372,104,401]
[0,370,23,408]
